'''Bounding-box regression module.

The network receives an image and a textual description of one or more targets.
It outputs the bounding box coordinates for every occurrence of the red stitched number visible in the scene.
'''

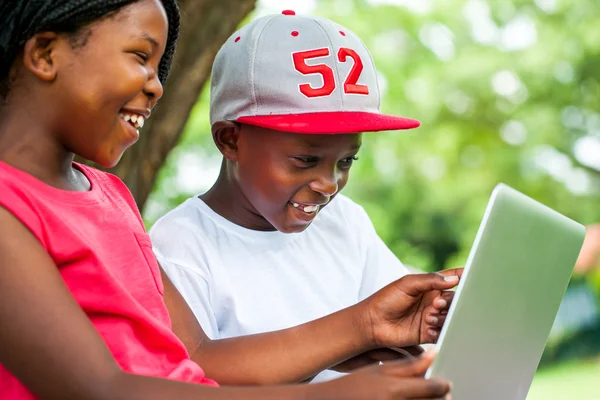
[338,47,369,95]
[292,47,369,98]
[292,48,336,98]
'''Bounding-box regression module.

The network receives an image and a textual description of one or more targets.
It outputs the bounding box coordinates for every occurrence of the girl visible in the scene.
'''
[0,1,452,399]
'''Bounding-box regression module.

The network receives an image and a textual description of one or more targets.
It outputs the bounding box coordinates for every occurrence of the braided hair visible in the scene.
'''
[0,0,180,99]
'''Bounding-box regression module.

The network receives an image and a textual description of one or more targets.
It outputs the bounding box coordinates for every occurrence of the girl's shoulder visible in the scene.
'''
[75,163,129,194]
[75,163,143,224]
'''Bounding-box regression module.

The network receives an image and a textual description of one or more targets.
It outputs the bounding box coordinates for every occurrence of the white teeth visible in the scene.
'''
[291,202,319,213]
[119,113,146,129]
[303,205,319,213]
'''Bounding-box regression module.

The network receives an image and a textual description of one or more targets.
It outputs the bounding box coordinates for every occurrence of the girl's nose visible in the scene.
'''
[144,70,164,108]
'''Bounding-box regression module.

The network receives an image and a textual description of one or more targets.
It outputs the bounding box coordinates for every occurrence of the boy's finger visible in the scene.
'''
[437,268,464,279]
[389,377,451,398]
[432,291,455,310]
[425,311,447,328]
[426,328,440,341]
[396,273,460,297]
[412,396,452,400]
[432,314,446,328]
[397,378,451,399]
[432,297,448,309]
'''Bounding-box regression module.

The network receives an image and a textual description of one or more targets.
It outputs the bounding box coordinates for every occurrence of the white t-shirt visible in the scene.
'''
[150,194,408,383]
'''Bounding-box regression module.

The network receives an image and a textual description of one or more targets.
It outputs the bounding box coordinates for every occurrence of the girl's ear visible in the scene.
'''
[212,121,242,161]
[22,32,60,82]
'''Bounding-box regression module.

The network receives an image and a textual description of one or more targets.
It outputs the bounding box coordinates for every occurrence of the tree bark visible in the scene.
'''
[111,0,256,210]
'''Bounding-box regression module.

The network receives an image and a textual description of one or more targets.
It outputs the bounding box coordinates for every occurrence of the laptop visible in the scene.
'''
[425,183,585,399]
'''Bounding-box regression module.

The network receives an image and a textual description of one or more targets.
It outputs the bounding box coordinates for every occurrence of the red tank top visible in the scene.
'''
[0,161,217,399]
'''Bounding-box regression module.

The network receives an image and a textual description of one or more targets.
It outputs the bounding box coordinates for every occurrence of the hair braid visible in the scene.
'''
[157,0,179,84]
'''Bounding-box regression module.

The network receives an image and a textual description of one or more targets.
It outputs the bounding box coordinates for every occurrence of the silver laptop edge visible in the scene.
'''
[425,183,585,400]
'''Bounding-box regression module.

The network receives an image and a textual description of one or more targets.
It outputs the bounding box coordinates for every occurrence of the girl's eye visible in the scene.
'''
[134,52,149,63]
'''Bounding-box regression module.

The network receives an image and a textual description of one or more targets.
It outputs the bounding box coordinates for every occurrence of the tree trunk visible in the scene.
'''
[111,0,256,210]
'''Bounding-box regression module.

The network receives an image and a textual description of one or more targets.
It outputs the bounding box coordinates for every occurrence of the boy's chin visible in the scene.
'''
[278,221,313,234]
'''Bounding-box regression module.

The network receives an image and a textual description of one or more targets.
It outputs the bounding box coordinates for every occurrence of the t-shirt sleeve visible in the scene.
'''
[0,179,46,246]
[156,257,219,339]
[84,165,146,230]
[355,204,410,301]
[150,222,220,339]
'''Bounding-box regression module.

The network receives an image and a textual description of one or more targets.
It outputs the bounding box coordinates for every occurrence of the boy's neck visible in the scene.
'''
[201,161,277,232]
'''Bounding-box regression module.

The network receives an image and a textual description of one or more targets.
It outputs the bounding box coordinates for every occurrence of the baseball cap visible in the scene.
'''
[210,10,420,134]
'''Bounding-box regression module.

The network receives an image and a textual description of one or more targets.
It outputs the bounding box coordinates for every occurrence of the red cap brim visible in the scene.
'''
[236,111,420,134]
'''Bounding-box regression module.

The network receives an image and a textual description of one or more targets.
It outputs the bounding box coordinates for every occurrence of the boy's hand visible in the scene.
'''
[312,351,452,400]
[359,269,463,349]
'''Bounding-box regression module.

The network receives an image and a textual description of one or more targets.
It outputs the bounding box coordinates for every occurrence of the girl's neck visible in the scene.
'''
[0,105,87,191]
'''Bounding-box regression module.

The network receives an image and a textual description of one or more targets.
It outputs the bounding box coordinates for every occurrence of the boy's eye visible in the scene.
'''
[339,156,359,168]
[294,156,319,164]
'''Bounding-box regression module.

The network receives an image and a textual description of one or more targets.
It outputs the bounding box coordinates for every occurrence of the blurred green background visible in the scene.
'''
[144,0,600,397]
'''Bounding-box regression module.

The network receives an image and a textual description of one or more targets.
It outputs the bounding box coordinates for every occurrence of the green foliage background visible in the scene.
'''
[145,1,600,397]
[146,0,600,273]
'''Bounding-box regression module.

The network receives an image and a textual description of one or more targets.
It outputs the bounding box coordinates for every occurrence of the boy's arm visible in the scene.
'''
[161,267,369,385]
[162,265,461,386]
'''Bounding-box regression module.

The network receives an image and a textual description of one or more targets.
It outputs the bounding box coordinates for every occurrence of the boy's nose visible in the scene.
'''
[309,176,339,197]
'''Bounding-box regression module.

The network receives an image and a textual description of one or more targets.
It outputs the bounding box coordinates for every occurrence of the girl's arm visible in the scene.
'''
[0,206,451,400]
[0,207,310,400]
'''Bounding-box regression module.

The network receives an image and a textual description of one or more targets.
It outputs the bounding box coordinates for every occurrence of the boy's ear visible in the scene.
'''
[22,32,60,82]
[212,121,242,161]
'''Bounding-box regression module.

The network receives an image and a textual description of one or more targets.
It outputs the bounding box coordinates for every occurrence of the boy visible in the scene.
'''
[151,10,447,383]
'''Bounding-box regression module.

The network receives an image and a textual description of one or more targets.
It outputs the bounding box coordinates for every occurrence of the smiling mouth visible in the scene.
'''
[289,202,321,214]
[118,111,145,131]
